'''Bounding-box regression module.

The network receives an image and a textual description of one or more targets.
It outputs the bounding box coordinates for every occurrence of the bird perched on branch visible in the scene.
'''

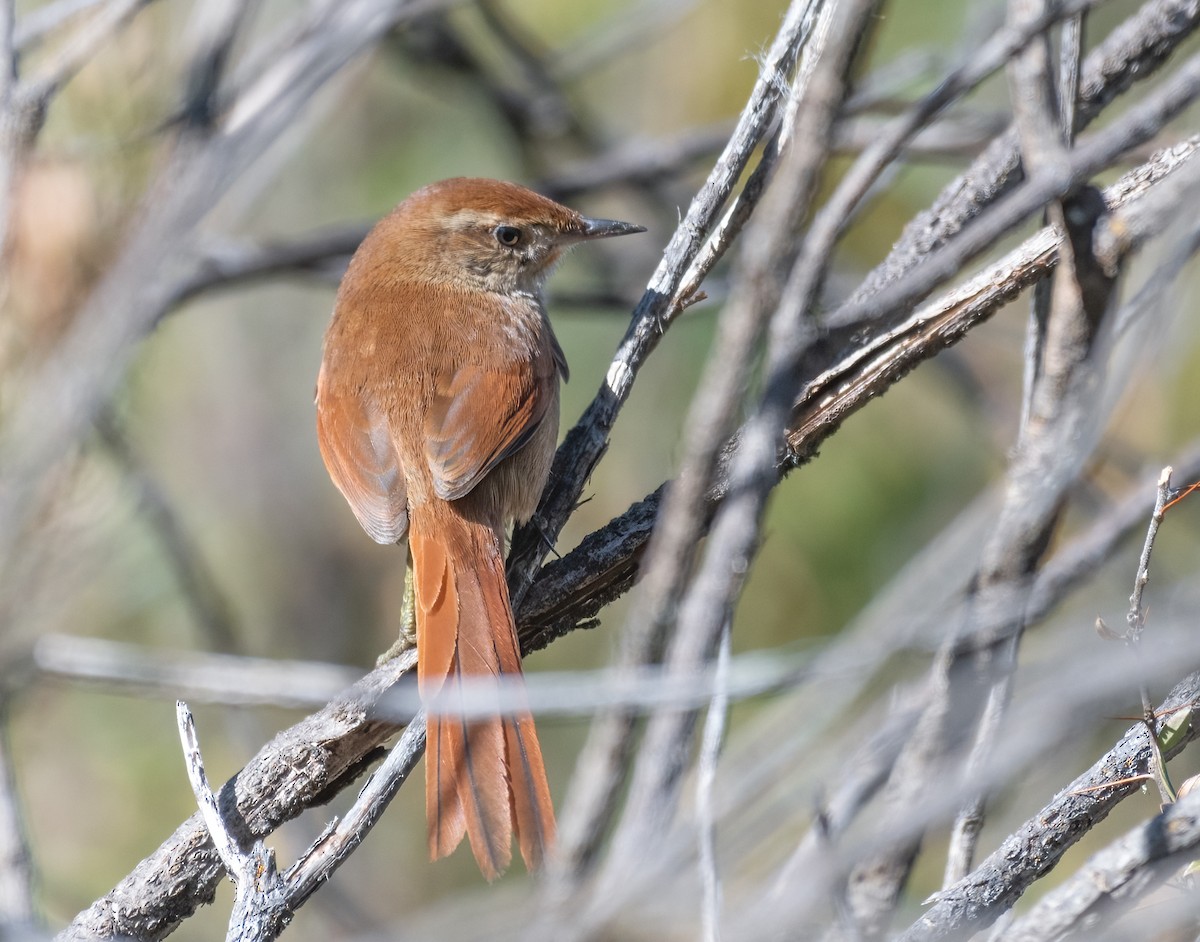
[315,177,644,879]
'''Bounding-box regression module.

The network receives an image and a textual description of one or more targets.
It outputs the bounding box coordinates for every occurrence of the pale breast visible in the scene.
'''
[454,292,564,527]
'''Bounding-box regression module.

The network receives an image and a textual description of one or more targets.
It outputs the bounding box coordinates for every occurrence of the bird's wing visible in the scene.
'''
[424,351,558,502]
[316,368,408,545]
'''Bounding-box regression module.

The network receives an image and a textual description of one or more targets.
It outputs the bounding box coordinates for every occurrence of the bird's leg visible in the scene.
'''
[377,551,418,665]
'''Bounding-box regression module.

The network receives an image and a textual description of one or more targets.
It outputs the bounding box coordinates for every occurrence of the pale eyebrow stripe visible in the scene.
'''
[445,209,501,228]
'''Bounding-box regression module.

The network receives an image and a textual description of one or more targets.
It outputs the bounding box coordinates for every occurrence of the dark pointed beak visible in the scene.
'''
[579,216,646,239]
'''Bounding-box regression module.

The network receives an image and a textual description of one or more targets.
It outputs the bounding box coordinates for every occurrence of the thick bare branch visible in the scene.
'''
[991,788,1200,942]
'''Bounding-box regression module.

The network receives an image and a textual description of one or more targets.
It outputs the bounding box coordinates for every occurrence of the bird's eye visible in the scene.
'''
[494,225,522,247]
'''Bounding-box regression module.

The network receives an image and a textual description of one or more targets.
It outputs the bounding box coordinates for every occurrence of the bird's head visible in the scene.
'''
[358,177,644,296]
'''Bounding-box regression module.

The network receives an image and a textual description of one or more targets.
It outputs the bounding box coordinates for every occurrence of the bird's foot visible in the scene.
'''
[376,566,418,665]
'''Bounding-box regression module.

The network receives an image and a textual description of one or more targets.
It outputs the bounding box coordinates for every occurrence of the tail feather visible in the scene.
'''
[504,710,555,870]
[449,657,511,878]
[411,505,555,879]
[427,699,466,859]
[487,603,555,870]
[415,532,453,697]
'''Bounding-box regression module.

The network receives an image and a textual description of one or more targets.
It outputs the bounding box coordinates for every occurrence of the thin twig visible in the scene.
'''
[1059,12,1084,136]
[0,708,34,931]
[798,0,1096,320]
[1123,466,1175,804]
[170,225,367,302]
[1126,465,1173,648]
[177,700,285,942]
[476,0,594,146]
[176,699,261,872]
[698,624,732,942]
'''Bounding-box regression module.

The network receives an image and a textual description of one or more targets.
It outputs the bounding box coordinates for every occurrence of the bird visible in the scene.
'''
[315,177,644,879]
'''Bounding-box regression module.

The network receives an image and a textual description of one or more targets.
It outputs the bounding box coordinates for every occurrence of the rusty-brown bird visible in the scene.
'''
[315,177,644,879]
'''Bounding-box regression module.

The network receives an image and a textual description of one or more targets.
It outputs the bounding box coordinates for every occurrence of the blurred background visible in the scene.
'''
[3,0,1200,938]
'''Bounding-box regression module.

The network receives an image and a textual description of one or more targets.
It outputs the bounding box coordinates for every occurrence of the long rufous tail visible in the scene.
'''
[410,503,555,880]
